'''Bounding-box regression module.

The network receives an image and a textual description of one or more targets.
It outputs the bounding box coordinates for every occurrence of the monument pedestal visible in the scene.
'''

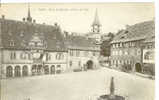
[98,95,125,100]
[97,77,125,100]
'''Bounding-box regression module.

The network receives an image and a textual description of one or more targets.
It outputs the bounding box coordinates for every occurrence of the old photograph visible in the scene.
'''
[0,2,155,100]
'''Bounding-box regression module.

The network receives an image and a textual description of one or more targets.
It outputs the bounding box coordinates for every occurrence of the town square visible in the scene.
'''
[0,3,155,100]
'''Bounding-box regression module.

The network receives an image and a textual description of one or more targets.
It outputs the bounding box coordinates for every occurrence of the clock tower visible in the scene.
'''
[92,9,101,33]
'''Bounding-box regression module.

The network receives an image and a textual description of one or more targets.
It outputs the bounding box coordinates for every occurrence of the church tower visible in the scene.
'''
[26,3,32,22]
[92,9,101,33]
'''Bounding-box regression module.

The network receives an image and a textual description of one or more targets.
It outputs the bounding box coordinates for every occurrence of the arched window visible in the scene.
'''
[144,51,154,60]
[56,53,64,60]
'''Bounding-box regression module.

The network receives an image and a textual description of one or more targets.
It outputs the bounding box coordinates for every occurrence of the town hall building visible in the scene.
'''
[0,7,68,78]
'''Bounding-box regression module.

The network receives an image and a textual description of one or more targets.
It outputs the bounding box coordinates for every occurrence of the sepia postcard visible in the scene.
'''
[0,2,155,100]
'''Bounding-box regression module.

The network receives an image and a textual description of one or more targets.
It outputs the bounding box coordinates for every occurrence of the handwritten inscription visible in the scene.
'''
[38,8,89,12]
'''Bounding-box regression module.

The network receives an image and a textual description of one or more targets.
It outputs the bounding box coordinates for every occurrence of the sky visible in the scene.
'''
[0,3,155,34]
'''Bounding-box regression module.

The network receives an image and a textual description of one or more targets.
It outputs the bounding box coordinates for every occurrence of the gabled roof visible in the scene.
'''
[0,18,66,51]
[111,20,155,43]
[64,34,100,51]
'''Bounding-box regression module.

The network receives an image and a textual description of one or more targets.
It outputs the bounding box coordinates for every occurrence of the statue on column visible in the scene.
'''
[109,77,115,99]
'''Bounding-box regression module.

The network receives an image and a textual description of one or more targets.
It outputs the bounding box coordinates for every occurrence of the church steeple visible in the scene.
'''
[92,9,101,33]
[27,3,32,22]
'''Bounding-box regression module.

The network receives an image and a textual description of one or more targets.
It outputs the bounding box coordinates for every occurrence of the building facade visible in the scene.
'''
[0,11,68,78]
[110,20,155,73]
[142,36,155,75]
[65,34,100,71]
[100,33,114,67]
[63,9,101,71]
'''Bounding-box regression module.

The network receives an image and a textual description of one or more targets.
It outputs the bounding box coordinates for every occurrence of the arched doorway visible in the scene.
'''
[135,63,142,72]
[44,65,49,75]
[56,65,61,74]
[32,65,37,76]
[6,66,13,77]
[50,65,55,74]
[86,60,94,69]
[15,66,21,77]
[22,65,28,76]
[37,65,42,75]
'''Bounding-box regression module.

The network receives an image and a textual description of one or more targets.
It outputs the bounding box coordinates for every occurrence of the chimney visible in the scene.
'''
[2,15,5,19]
[22,18,25,22]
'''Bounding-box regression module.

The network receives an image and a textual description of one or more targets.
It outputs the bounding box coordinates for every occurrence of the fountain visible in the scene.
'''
[98,77,125,100]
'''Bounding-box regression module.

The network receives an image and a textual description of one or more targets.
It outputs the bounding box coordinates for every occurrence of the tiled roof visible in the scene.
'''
[111,20,155,43]
[0,18,66,51]
[144,35,155,43]
[64,35,100,51]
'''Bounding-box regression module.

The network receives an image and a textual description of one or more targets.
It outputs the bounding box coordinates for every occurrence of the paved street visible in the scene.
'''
[1,67,154,100]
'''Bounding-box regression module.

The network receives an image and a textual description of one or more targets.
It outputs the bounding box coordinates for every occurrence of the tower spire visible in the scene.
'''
[27,3,32,22]
[92,9,101,33]
[92,8,101,27]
